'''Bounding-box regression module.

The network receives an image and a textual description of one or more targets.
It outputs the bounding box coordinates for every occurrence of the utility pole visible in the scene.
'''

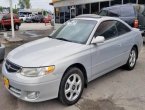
[9,0,15,38]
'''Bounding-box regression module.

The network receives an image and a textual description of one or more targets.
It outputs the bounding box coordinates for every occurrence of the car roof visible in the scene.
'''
[102,4,135,10]
[0,13,18,16]
[75,14,121,21]
[74,14,132,29]
[76,14,102,19]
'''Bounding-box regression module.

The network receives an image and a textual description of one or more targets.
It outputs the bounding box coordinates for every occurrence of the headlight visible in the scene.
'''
[20,66,55,77]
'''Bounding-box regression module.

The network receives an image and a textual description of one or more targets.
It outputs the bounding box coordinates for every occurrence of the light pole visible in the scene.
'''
[9,0,15,38]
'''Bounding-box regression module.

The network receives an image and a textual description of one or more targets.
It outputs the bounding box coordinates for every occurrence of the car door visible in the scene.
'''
[91,20,124,78]
[115,20,133,61]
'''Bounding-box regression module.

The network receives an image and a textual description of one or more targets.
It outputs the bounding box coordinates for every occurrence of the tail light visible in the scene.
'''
[134,19,139,28]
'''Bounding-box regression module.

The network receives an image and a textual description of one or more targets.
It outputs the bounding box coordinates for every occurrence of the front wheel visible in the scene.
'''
[59,67,84,105]
[124,47,137,70]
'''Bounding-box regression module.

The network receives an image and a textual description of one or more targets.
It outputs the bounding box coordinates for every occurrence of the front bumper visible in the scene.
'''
[2,62,61,102]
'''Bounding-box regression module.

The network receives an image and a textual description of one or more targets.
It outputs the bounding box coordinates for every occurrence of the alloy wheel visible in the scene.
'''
[65,73,82,101]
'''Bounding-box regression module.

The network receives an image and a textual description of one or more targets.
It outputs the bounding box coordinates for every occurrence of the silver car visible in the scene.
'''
[2,15,143,105]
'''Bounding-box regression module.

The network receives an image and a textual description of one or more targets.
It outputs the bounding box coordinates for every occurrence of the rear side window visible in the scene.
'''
[116,21,131,36]
[95,20,118,40]
[120,6,135,17]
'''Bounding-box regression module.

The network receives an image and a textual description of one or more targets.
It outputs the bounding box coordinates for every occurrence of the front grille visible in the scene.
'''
[5,60,21,73]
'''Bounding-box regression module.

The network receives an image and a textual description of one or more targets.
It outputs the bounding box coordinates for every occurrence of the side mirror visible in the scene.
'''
[91,36,105,44]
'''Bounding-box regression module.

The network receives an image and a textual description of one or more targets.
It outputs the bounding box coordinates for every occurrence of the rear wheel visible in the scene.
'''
[14,24,19,30]
[124,47,137,70]
[59,67,84,105]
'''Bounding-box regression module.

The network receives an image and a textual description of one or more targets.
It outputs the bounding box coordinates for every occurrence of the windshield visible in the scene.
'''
[50,19,97,44]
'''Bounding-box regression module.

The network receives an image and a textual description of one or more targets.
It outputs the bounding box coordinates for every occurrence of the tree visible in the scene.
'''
[18,0,25,9]
[13,8,18,14]
[24,0,31,9]
[18,0,31,9]
[0,6,3,12]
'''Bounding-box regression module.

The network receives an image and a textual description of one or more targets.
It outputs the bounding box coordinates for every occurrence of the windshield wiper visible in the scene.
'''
[56,38,72,42]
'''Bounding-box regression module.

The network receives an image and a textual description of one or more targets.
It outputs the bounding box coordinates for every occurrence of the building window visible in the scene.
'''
[55,8,60,23]
[138,0,145,4]
[111,0,122,5]
[60,7,65,23]
[82,4,90,14]
[91,3,99,14]
[64,7,70,22]
[76,5,82,16]
[70,6,76,19]
[124,0,136,4]
[58,7,71,23]
[100,1,109,9]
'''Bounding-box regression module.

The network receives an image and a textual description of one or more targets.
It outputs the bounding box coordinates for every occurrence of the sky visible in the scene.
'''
[0,0,54,12]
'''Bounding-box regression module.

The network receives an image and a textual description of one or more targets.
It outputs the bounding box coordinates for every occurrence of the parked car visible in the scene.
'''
[19,14,34,23]
[2,15,143,105]
[99,4,145,37]
[31,14,44,23]
[0,13,21,31]
[25,18,33,23]
[43,15,52,23]
[19,15,27,22]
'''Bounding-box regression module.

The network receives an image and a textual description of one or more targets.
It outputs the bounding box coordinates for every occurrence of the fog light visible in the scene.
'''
[27,91,40,99]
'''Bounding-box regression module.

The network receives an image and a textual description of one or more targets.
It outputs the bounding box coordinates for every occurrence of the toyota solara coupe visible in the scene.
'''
[2,14,143,105]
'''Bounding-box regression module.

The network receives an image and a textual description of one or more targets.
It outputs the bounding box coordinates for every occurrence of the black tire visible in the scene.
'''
[124,47,137,70]
[4,27,11,31]
[59,67,84,105]
[14,24,19,30]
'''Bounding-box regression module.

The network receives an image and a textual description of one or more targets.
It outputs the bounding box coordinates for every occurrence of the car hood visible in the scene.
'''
[7,37,86,67]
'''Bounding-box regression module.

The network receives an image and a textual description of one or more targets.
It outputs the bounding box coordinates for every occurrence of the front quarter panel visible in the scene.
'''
[53,45,92,82]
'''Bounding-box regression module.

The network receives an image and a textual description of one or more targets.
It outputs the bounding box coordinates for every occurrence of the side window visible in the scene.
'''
[99,10,108,16]
[95,20,118,40]
[116,21,131,36]
[108,11,119,17]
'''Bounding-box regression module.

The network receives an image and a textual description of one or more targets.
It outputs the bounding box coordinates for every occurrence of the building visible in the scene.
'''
[50,0,145,24]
